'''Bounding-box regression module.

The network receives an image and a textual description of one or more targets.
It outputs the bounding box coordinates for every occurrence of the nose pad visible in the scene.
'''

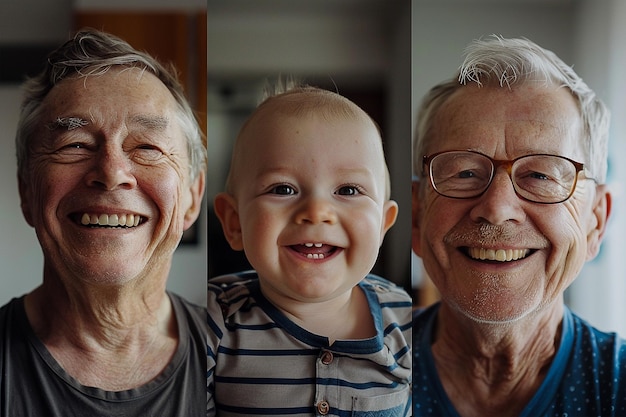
[471,165,526,225]
[485,167,517,197]
[486,161,517,195]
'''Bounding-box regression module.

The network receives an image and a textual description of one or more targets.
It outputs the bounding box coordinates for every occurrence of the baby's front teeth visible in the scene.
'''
[304,243,323,248]
[81,213,140,227]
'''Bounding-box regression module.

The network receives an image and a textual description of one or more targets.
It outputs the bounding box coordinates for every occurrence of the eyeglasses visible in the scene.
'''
[422,150,594,204]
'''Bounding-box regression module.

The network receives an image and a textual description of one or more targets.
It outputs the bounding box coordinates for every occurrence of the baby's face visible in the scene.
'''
[231,110,397,304]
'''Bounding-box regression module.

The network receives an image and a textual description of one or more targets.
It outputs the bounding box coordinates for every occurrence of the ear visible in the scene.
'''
[18,174,34,227]
[586,184,612,260]
[412,179,423,256]
[379,199,398,243]
[183,172,206,231]
[214,192,244,251]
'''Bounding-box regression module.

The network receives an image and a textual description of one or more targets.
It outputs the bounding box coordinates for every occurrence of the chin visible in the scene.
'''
[449,298,540,325]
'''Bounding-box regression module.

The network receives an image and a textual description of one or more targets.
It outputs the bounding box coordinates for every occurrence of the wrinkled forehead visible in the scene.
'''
[40,68,179,124]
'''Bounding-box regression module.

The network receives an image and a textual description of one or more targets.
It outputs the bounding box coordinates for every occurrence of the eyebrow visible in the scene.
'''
[130,115,169,130]
[46,116,89,131]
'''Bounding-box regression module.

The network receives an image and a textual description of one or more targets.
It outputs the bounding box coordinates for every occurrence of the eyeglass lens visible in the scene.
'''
[429,151,580,203]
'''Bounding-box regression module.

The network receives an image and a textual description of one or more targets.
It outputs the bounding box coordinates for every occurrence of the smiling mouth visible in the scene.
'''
[75,213,145,228]
[291,243,339,260]
[465,247,532,262]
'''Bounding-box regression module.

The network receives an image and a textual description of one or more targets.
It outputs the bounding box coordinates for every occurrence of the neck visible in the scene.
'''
[23,263,178,390]
[29,262,171,329]
[260,283,375,344]
[432,300,564,417]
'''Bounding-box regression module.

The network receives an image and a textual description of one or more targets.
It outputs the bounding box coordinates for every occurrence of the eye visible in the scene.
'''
[269,184,297,195]
[56,142,91,154]
[64,143,84,149]
[133,144,164,161]
[336,185,363,196]
[458,170,476,179]
[528,171,550,181]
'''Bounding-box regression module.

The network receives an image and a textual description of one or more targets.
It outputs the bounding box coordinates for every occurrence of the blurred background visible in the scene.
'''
[412,0,626,336]
[207,0,413,294]
[0,0,207,306]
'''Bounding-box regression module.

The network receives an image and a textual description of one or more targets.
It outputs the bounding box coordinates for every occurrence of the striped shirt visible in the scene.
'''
[207,272,412,416]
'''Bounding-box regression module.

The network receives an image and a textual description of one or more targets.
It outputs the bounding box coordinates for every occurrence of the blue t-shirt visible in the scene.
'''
[413,303,626,416]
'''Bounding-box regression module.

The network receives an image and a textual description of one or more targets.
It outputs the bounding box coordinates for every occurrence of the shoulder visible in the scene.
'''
[360,274,412,325]
[168,292,205,326]
[360,274,412,304]
[568,309,626,360]
[0,297,25,329]
[208,271,258,304]
[208,271,261,322]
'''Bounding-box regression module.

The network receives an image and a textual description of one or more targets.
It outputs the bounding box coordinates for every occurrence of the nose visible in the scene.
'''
[295,194,338,225]
[469,168,526,225]
[85,146,137,191]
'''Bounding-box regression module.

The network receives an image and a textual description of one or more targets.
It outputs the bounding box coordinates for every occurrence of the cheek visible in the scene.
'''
[541,205,589,280]
[345,205,388,257]
[142,168,185,212]
[240,204,280,248]
[418,198,457,257]
[30,165,77,217]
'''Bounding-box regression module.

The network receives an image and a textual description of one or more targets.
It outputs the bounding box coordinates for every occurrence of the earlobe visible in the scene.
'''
[214,192,244,251]
[183,172,206,231]
[586,184,612,260]
[380,199,398,239]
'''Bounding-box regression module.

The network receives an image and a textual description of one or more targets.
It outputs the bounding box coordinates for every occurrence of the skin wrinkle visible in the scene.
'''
[20,66,204,390]
[413,79,612,416]
[411,36,616,417]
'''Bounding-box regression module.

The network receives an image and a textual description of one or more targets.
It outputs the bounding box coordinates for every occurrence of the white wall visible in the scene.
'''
[412,0,626,336]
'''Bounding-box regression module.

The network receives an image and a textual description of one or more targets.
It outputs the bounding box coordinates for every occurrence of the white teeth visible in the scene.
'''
[468,248,530,262]
[80,213,142,227]
[304,243,323,248]
[306,253,325,260]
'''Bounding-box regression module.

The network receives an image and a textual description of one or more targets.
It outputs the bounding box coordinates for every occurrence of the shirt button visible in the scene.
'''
[321,351,334,365]
[317,400,330,415]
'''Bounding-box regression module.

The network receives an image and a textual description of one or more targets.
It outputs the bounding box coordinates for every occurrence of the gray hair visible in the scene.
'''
[15,29,207,182]
[413,35,610,183]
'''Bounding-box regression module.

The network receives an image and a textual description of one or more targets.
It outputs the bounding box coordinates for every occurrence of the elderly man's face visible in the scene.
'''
[412,83,609,324]
[19,67,204,285]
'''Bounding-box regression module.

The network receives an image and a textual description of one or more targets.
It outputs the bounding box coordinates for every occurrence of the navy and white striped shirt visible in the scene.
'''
[208,272,412,416]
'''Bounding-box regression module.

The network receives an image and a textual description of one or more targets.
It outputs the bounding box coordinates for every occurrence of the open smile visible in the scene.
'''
[463,247,533,262]
[70,212,146,228]
[289,242,340,260]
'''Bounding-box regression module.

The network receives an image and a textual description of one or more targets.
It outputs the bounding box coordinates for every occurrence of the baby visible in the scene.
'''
[207,85,412,416]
